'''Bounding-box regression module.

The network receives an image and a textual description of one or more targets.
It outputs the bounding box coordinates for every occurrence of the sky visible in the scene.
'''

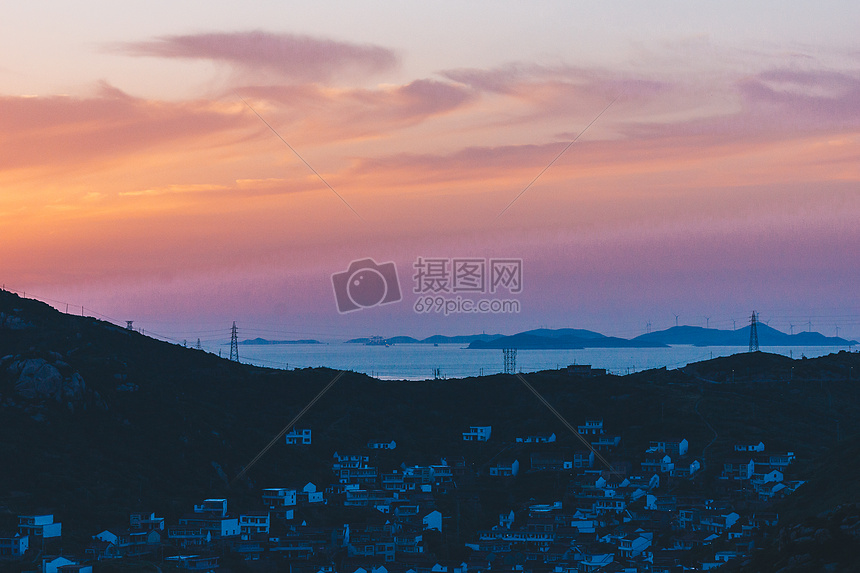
[2,1,859,344]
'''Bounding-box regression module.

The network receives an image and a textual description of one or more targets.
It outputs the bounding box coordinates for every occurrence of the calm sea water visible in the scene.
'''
[227,343,852,380]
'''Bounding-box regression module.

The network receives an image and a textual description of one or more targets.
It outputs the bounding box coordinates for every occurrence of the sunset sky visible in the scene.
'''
[2,1,859,344]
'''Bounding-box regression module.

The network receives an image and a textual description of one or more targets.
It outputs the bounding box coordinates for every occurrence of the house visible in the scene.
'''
[299,482,325,504]
[573,450,595,469]
[166,526,211,548]
[595,499,627,514]
[423,511,443,531]
[617,534,652,559]
[752,465,783,487]
[489,459,519,477]
[262,488,297,509]
[462,426,492,441]
[700,512,740,534]
[285,428,312,445]
[516,432,556,443]
[334,453,371,470]
[193,499,227,516]
[0,532,28,558]
[734,441,765,452]
[19,514,62,539]
[239,511,270,537]
[164,555,221,570]
[648,438,688,457]
[380,471,407,492]
[577,419,604,436]
[723,458,756,480]
[57,565,93,573]
[92,527,161,558]
[765,452,796,469]
[641,454,674,474]
[39,556,76,573]
[530,451,566,471]
[179,501,239,540]
[344,489,396,508]
[129,512,164,531]
[429,464,454,484]
[671,460,701,478]
[367,440,397,450]
[340,465,379,484]
[568,365,605,377]
[591,435,621,451]
[578,552,614,572]
[394,528,424,554]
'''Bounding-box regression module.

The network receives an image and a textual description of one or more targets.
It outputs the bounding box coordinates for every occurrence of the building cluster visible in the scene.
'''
[1,421,803,572]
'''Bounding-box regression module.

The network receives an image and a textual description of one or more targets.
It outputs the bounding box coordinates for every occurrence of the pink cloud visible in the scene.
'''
[0,83,244,172]
[238,78,474,142]
[442,63,668,103]
[621,68,860,144]
[114,30,398,83]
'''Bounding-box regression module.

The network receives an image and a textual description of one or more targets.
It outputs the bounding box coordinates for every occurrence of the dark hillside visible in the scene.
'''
[2,289,860,566]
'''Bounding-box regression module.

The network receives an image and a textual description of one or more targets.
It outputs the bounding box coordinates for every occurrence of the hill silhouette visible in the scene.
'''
[1,288,859,568]
[634,324,857,347]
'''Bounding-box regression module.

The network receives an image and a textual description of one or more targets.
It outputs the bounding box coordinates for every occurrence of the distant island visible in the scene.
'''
[345,326,857,349]
[346,334,504,345]
[240,337,321,345]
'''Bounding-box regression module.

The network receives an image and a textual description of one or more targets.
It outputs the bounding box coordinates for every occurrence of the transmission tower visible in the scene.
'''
[503,348,517,374]
[748,311,759,353]
[229,321,239,362]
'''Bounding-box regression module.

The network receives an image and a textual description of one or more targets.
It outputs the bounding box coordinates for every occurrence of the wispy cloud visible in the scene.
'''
[0,83,243,172]
[238,78,475,143]
[113,30,398,83]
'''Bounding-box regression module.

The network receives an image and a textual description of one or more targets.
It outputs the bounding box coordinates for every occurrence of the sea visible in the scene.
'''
[230,343,855,380]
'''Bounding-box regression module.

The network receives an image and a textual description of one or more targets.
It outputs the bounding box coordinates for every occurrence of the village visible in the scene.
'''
[1,415,803,573]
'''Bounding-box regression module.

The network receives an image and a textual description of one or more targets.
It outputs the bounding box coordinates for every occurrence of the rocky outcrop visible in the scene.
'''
[0,311,30,330]
[6,358,86,401]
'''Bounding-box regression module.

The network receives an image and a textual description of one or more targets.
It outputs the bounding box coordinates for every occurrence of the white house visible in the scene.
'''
[734,441,765,452]
[462,426,492,441]
[19,514,62,539]
[591,435,621,451]
[300,482,324,504]
[193,499,227,516]
[516,432,556,443]
[489,459,519,477]
[577,419,604,435]
[641,454,674,474]
[40,556,75,573]
[367,440,397,450]
[618,534,652,559]
[285,428,312,445]
[262,488,297,508]
[0,533,28,558]
[239,511,270,537]
[422,510,443,532]
[671,460,701,478]
[648,438,688,457]
[723,458,756,480]
[129,512,164,531]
